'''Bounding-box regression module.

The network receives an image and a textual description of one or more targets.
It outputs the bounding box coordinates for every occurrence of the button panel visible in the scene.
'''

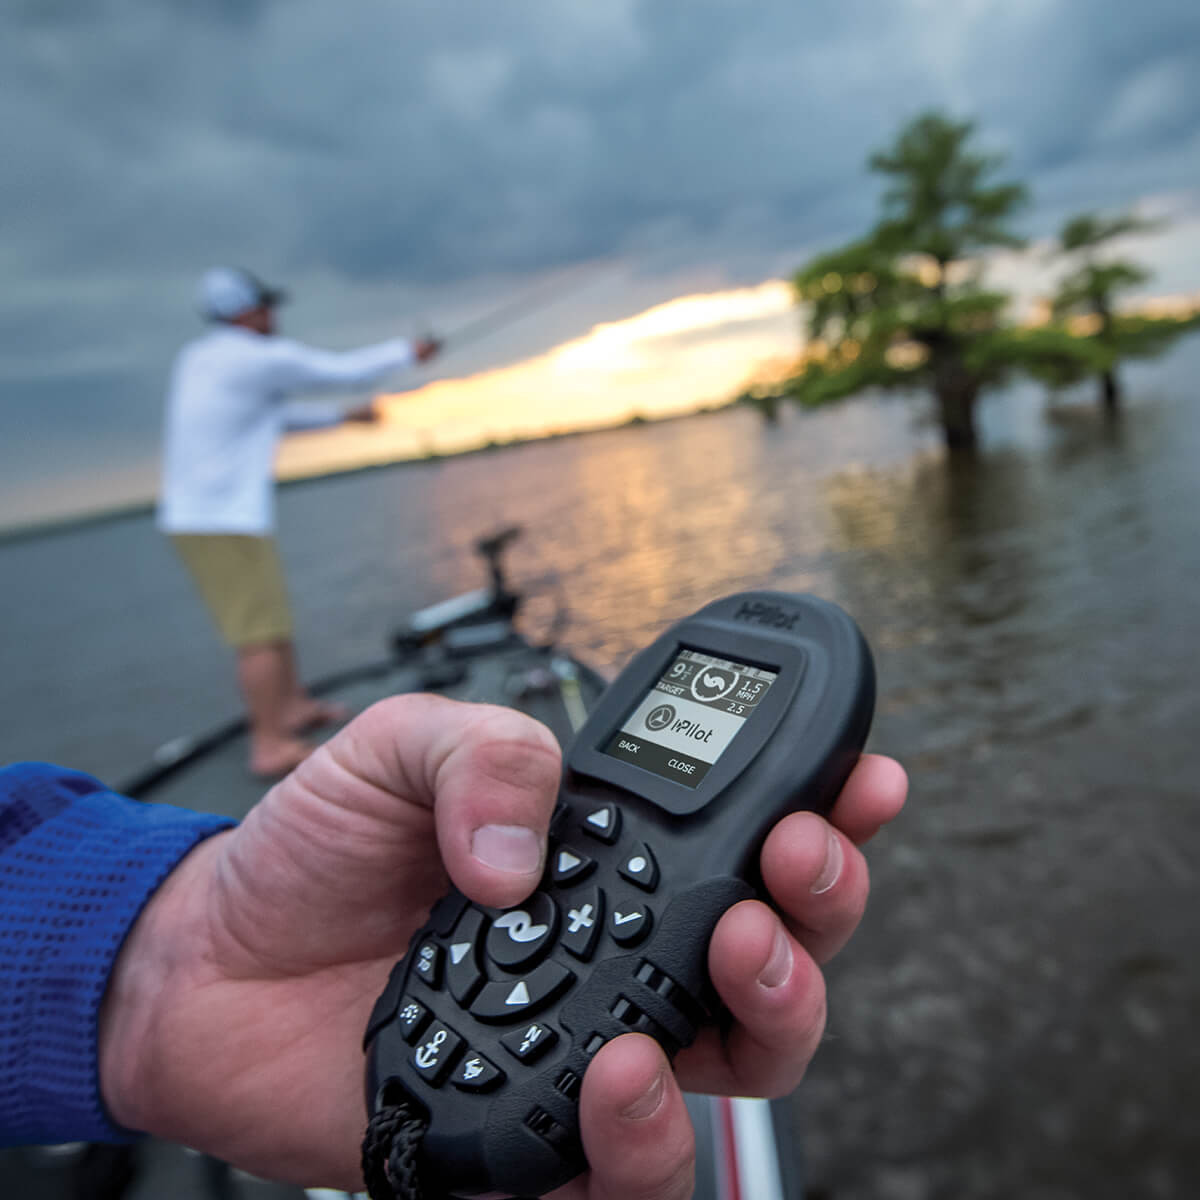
[392,795,676,1102]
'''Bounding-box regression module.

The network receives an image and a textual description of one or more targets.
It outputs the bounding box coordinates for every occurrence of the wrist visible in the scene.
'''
[98,831,231,1133]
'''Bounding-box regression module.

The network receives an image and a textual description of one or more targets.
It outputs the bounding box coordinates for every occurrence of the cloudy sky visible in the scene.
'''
[3,0,1199,527]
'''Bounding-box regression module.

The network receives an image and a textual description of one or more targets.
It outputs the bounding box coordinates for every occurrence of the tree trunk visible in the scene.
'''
[933,357,980,451]
[1100,367,1120,418]
[1096,303,1121,419]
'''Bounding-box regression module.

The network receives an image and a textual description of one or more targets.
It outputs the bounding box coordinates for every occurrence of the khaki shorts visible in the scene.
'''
[170,534,293,648]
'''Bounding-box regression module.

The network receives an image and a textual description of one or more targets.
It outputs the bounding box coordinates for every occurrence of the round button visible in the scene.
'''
[485,892,559,971]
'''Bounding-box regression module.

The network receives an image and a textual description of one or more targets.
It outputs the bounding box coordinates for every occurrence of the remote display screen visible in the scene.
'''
[601,649,779,788]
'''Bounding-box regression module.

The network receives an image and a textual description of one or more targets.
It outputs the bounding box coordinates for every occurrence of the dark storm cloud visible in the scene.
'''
[1,0,1198,520]
[5,0,1197,294]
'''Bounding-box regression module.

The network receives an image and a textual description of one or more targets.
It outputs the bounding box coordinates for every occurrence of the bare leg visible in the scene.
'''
[236,640,314,777]
[274,644,350,733]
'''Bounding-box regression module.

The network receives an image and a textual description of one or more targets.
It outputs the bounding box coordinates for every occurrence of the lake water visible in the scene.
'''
[3,341,1199,1197]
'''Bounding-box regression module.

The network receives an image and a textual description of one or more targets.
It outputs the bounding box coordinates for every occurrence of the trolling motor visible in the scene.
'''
[391,527,525,686]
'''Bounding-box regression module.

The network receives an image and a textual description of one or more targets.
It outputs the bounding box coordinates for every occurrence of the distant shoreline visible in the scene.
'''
[0,400,734,547]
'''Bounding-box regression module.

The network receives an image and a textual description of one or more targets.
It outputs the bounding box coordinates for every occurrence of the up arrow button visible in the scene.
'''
[581,803,621,844]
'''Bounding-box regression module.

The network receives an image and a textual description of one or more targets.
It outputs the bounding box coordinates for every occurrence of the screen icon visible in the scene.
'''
[645,703,675,732]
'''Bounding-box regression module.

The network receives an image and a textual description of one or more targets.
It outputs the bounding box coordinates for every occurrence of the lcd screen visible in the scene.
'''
[601,649,778,787]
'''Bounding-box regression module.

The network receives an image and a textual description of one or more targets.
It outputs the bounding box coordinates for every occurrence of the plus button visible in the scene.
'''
[567,903,595,934]
[560,887,605,962]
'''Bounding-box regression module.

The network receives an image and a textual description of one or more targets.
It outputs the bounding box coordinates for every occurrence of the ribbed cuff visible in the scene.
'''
[0,765,235,1145]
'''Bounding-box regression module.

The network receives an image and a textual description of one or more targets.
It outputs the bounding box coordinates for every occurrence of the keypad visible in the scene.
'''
[392,805,671,1100]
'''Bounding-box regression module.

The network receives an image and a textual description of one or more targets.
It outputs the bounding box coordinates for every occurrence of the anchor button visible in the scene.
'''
[410,1020,464,1086]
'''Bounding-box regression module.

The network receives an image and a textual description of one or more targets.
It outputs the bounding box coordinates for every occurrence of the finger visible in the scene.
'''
[674,900,825,1098]
[305,694,562,909]
[827,753,907,844]
[568,1034,695,1200]
[427,701,562,909]
[760,811,868,962]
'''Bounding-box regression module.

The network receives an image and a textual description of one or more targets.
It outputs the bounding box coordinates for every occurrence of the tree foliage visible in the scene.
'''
[1033,207,1199,410]
[779,113,1043,448]
[754,113,1197,446]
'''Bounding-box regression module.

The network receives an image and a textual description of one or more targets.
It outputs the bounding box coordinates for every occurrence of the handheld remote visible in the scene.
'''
[363,591,875,1197]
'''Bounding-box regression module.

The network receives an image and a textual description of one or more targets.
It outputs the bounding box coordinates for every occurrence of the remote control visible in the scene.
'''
[363,591,875,1197]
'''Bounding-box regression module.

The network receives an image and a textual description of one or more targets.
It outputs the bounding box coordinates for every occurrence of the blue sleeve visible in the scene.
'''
[0,762,236,1146]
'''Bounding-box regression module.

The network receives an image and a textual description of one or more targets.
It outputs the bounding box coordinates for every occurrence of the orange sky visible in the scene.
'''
[275,280,799,479]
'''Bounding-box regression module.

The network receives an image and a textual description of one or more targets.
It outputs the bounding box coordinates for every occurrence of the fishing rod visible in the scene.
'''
[431,260,607,353]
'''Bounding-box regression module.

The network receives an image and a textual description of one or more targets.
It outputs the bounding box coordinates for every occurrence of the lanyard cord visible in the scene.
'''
[361,1101,539,1200]
[362,1100,438,1200]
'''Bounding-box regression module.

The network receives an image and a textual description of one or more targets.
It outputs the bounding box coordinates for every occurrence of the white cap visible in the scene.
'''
[197,267,286,321]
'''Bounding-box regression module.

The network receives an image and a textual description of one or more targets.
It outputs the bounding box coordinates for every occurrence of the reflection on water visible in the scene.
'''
[1,344,1199,1197]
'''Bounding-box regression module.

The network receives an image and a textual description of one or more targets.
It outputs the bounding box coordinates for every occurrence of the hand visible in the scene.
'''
[99,696,905,1196]
[414,336,441,363]
[344,401,379,423]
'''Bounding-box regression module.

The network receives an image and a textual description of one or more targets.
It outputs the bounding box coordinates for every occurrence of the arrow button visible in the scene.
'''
[581,802,621,844]
[550,845,595,886]
[446,907,485,1007]
[470,960,574,1023]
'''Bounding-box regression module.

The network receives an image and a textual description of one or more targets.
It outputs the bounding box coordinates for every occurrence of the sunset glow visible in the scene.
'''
[275,280,798,480]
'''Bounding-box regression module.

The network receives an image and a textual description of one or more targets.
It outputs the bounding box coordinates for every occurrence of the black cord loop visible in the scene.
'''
[362,1100,441,1200]
[362,1100,539,1200]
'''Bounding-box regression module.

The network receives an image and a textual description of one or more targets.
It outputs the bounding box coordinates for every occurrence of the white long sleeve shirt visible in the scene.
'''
[157,326,415,535]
